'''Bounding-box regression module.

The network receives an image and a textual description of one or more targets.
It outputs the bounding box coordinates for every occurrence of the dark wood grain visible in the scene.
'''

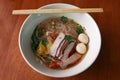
[0,0,120,80]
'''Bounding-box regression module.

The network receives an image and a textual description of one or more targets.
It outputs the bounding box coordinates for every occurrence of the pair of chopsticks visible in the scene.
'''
[12,8,103,15]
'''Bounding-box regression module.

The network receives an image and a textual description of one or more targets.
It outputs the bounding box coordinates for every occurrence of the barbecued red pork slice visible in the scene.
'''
[56,40,66,57]
[58,54,63,59]
[61,42,75,61]
[46,36,54,43]
[46,31,59,43]
[57,41,69,59]
[49,32,65,57]
[58,53,82,69]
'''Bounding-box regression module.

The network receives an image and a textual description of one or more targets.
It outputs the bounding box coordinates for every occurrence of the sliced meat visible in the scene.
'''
[56,40,66,57]
[61,42,75,61]
[46,31,54,43]
[46,31,58,43]
[49,32,65,57]
[46,36,54,43]
[60,41,69,53]
[58,53,82,69]
[58,54,63,60]
[57,41,69,58]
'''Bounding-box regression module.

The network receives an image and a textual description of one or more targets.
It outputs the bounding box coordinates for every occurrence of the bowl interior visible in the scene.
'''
[19,3,101,77]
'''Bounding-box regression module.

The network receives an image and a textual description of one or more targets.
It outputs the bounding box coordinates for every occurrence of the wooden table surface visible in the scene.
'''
[0,0,120,80]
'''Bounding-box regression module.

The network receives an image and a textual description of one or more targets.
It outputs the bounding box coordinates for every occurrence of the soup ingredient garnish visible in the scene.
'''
[61,41,75,61]
[58,40,69,59]
[51,21,55,28]
[49,32,65,57]
[76,26,84,34]
[51,21,55,25]
[31,26,48,53]
[37,42,47,55]
[61,16,68,23]
[49,61,58,68]
[38,55,52,64]
[31,26,40,52]
[65,35,71,42]
[46,31,55,43]
[40,38,48,46]
[76,43,86,54]
[58,53,82,69]
[55,40,67,57]
[46,42,52,51]
[78,33,88,44]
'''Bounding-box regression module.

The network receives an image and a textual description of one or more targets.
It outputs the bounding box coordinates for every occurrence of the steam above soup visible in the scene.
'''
[31,16,89,69]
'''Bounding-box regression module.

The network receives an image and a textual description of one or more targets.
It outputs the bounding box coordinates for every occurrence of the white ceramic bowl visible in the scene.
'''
[19,3,101,78]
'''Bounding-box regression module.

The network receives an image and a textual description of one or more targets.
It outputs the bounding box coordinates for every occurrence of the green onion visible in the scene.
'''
[51,21,55,25]
[51,21,55,28]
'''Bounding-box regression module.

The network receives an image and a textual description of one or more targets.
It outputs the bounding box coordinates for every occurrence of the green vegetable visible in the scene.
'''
[40,38,48,46]
[65,35,71,42]
[31,25,40,52]
[76,25,84,34]
[31,25,48,53]
[61,16,68,23]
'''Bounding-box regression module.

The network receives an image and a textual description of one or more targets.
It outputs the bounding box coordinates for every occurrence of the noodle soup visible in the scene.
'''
[31,16,89,69]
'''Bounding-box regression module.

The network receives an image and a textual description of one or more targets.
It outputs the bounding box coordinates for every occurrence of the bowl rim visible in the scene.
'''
[18,3,102,78]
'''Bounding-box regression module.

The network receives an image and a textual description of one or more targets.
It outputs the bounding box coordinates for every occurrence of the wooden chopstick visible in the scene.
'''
[12,8,103,15]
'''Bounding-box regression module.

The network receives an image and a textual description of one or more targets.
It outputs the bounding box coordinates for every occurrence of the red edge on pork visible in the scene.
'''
[58,53,82,69]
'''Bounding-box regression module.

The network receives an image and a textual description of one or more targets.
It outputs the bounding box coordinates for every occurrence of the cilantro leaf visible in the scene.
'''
[61,16,68,23]
[76,26,84,34]
[65,35,71,42]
